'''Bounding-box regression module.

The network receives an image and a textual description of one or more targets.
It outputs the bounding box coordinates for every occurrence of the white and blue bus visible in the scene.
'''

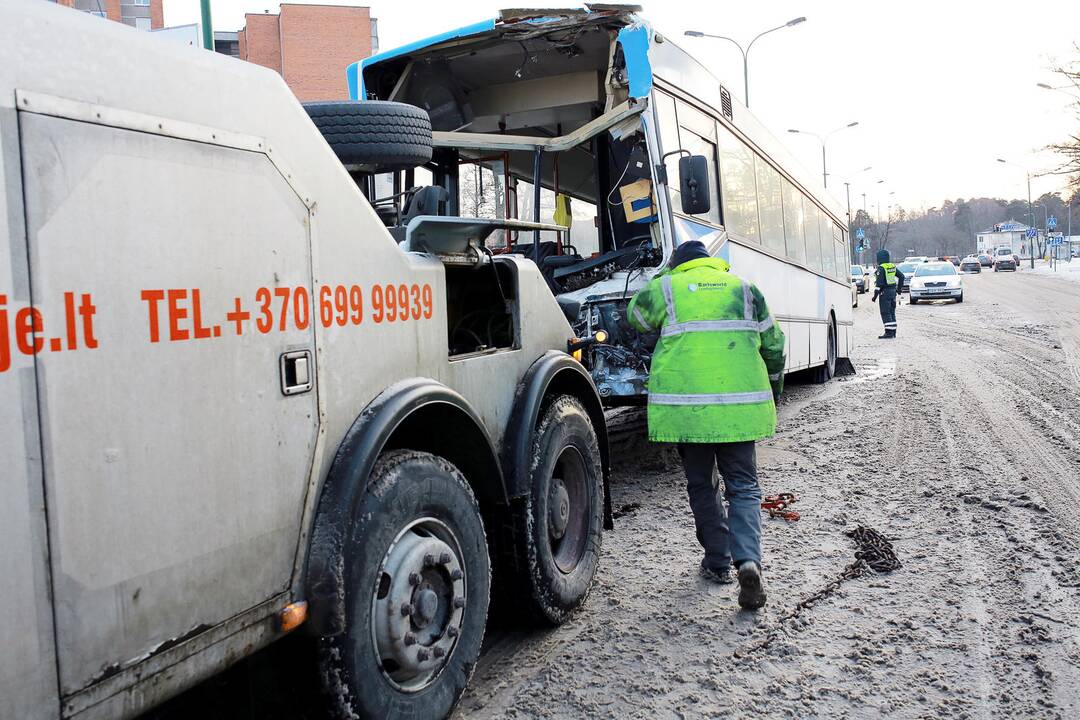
[352,6,854,403]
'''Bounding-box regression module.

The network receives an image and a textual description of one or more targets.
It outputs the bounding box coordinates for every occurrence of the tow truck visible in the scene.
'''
[1,3,609,718]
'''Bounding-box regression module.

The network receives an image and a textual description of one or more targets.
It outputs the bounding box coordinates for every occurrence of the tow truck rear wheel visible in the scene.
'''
[319,450,489,720]
[512,395,603,625]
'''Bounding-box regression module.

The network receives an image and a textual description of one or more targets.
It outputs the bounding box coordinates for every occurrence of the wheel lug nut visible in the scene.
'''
[450,569,463,581]
[447,626,459,638]
[439,552,451,565]
[433,646,446,659]
[423,553,435,567]
[400,602,413,617]
[404,632,416,646]
[408,572,421,586]
[417,648,430,661]
[453,596,465,609]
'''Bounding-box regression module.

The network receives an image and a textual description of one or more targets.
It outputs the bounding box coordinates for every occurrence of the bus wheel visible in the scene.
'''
[319,450,489,720]
[812,320,837,384]
[513,395,603,625]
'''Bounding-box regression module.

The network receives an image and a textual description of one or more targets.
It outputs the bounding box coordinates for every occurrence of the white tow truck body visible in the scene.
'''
[1,3,609,718]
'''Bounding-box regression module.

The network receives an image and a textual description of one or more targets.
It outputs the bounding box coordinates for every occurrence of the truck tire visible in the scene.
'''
[304,101,432,171]
[812,319,837,384]
[512,395,603,625]
[319,450,489,720]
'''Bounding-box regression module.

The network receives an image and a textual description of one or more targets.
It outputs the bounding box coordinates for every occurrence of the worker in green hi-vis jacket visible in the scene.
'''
[628,240,785,610]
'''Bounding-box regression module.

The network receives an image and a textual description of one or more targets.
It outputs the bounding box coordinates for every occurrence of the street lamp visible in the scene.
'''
[996,158,1036,269]
[684,17,806,108]
[841,165,873,225]
[788,122,859,189]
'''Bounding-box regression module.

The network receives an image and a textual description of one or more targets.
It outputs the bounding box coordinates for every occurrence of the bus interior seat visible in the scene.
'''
[390,185,449,242]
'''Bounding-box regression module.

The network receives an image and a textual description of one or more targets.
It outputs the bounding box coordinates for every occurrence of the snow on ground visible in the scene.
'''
[458,269,1080,719]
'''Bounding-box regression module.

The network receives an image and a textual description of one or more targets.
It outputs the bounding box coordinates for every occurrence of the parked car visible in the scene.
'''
[977,253,993,267]
[851,264,867,293]
[993,247,1017,271]
[959,255,982,273]
[909,262,964,303]
[896,261,918,292]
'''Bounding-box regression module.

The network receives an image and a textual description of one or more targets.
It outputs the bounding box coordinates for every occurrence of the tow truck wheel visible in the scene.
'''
[514,395,603,625]
[319,450,489,720]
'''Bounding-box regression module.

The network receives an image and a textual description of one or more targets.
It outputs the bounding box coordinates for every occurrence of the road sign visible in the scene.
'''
[1048,215,1057,230]
[1049,232,1064,246]
[855,227,865,240]
[1026,228,1037,239]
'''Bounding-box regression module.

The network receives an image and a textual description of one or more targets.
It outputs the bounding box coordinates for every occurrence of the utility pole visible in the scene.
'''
[200,0,214,52]
[995,159,1036,269]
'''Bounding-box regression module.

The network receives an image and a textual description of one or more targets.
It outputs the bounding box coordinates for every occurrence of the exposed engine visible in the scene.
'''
[555,252,662,404]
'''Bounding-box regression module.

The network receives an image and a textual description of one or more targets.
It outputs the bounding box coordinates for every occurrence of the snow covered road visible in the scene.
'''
[457,266,1080,719]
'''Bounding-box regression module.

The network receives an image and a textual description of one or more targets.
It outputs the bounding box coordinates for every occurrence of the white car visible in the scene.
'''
[904,255,930,264]
[909,262,964,304]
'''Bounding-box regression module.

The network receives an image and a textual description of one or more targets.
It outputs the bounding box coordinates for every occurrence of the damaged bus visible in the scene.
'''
[350,4,854,402]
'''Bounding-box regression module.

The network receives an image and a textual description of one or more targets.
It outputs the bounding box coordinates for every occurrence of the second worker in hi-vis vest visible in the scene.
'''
[628,240,786,610]
[871,248,905,339]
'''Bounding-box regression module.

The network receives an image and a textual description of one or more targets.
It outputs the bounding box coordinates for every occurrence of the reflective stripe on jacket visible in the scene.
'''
[627,256,786,443]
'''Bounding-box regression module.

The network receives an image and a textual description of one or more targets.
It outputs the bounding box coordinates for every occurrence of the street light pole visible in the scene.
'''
[684,17,806,108]
[200,0,214,51]
[996,158,1036,269]
[787,121,859,189]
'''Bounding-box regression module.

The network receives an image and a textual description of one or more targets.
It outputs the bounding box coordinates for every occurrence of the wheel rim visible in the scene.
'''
[548,446,589,575]
[371,517,466,693]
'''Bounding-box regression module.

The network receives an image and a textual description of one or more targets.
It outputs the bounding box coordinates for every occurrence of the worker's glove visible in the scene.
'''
[871,291,878,303]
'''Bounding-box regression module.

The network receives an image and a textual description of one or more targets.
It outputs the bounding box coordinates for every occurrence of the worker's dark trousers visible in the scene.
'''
[879,287,897,335]
[677,441,762,570]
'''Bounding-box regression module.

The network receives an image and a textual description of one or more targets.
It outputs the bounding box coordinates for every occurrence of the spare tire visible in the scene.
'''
[303,100,432,171]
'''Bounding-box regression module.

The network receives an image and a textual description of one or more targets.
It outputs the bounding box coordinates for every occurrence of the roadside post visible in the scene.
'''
[1048,216,1058,270]
[855,227,866,264]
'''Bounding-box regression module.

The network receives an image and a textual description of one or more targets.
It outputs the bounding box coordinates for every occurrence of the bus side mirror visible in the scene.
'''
[678,155,711,216]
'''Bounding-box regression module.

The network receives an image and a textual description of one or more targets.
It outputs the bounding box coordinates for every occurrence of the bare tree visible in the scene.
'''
[1046,46,1080,190]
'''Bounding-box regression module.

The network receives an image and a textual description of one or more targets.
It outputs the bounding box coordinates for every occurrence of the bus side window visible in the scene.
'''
[782,179,806,264]
[819,209,836,278]
[755,159,785,255]
[717,123,759,242]
[833,224,846,281]
[804,201,823,273]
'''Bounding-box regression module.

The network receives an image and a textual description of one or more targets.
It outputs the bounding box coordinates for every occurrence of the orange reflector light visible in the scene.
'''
[279,601,308,633]
[572,348,583,362]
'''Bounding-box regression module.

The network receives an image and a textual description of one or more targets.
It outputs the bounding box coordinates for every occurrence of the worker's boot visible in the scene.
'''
[737,561,767,610]
[878,329,897,340]
[699,560,733,585]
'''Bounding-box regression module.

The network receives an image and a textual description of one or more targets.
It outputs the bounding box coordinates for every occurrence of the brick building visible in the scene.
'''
[49,0,163,30]
[238,4,378,102]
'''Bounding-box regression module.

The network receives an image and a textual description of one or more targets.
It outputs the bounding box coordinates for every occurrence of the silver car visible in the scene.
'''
[909,262,964,304]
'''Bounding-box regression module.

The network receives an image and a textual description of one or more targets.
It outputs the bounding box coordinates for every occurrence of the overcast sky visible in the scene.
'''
[165,1,1080,215]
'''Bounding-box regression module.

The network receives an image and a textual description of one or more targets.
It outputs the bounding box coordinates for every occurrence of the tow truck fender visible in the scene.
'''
[304,378,506,636]
[502,351,613,529]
